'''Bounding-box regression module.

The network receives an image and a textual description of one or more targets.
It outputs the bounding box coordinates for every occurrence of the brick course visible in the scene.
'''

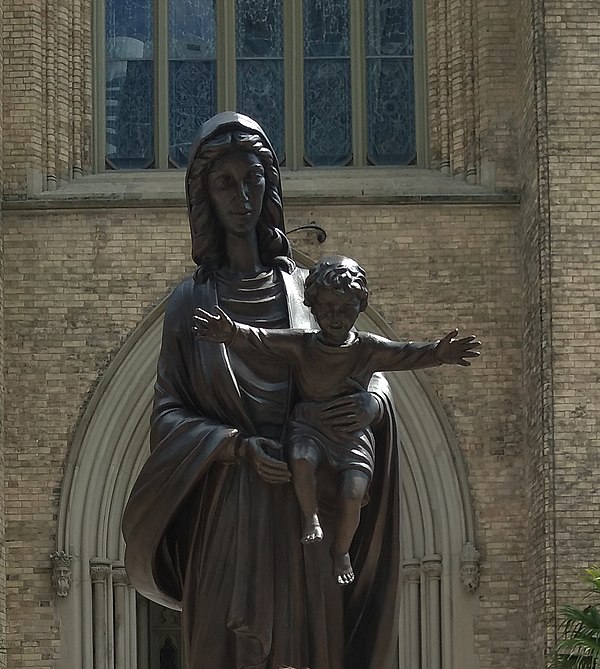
[0,0,7,662]
[545,0,600,619]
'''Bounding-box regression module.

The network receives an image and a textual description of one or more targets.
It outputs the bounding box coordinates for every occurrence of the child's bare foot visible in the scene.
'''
[332,551,355,585]
[301,514,323,544]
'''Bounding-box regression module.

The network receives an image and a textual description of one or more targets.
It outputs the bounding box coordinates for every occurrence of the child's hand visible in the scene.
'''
[193,306,235,344]
[434,329,481,366]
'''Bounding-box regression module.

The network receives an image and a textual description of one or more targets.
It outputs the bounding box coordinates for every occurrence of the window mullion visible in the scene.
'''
[350,0,367,166]
[217,0,236,111]
[154,0,169,169]
[94,0,106,172]
[284,0,303,170]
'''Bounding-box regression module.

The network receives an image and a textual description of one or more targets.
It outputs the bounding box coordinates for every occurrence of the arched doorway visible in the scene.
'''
[56,260,480,669]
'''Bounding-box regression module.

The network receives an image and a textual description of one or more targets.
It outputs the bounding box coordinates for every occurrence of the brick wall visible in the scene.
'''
[0,0,7,662]
[2,201,526,668]
[426,0,518,190]
[2,0,90,198]
[3,207,191,669]
[515,0,600,665]
[474,0,519,190]
[2,1,44,197]
[544,0,600,615]
[516,0,557,663]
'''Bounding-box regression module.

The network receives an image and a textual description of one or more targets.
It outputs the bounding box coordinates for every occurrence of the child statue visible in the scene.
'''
[193,255,480,585]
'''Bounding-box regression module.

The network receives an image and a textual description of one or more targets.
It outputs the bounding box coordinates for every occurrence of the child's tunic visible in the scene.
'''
[229,326,440,478]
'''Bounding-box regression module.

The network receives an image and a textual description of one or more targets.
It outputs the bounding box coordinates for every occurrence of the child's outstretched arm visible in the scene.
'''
[368,328,481,371]
[433,329,481,366]
[193,306,305,362]
[193,306,236,344]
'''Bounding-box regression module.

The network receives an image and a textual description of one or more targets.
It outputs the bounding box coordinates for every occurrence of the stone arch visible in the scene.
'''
[57,258,479,669]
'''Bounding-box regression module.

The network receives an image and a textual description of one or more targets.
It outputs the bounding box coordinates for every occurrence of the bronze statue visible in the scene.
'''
[193,255,480,588]
[122,112,477,669]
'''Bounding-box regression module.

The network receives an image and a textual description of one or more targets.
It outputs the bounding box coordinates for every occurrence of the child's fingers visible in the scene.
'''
[455,335,479,346]
[440,328,459,344]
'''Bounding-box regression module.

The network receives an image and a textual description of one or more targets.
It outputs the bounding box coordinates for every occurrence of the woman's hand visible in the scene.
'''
[315,391,382,433]
[240,436,291,484]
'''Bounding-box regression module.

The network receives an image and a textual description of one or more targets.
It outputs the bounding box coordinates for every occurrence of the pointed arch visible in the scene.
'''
[57,254,478,669]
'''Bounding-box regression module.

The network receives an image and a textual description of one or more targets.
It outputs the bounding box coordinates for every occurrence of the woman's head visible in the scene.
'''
[186,113,294,281]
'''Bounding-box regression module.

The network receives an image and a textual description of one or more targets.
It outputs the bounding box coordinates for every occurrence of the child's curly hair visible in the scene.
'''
[304,256,369,312]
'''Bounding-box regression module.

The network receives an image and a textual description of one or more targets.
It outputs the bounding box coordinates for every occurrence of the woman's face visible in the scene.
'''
[207,148,266,239]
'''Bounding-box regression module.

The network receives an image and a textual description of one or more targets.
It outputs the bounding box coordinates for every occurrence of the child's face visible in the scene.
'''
[311,287,362,345]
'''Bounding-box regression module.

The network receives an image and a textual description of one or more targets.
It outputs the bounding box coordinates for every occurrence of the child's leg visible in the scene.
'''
[332,469,370,585]
[289,439,322,543]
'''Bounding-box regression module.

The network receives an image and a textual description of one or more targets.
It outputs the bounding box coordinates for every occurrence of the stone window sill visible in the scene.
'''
[4,167,519,210]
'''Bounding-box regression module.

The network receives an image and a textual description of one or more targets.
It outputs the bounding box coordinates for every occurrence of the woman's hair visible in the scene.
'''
[303,256,369,312]
[186,129,294,282]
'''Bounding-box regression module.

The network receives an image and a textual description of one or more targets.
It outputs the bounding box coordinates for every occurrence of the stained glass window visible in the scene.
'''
[366,0,416,165]
[236,0,285,163]
[303,0,352,166]
[102,0,419,170]
[168,0,217,167]
[105,0,154,169]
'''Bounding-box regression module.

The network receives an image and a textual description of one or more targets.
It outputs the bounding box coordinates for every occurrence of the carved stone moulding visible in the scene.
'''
[402,559,422,583]
[421,554,443,579]
[112,560,130,587]
[89,557,113,584]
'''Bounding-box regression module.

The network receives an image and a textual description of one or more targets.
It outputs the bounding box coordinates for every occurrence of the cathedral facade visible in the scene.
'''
[0,0,598,667]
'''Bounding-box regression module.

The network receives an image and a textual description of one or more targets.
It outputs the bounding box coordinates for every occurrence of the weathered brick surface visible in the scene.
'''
[0,0,7,663]
[2,1,44,196]
[515,0,600,665]
[545,0,600,615]
[3,202,526,668]
[516,0,557,663]
[474,0,519,190]
[2,0,90,197]
[2,209,193,668]
[426,0,518,189]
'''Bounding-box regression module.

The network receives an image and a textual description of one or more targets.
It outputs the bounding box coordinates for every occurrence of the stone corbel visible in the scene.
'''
[50,550,73,597]
[460,541,481,592]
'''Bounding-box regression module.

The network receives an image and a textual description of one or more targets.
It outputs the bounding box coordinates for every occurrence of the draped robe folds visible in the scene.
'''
[122,267,402,669]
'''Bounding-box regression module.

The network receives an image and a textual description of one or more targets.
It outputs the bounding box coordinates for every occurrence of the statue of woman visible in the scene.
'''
[122,112,402,669]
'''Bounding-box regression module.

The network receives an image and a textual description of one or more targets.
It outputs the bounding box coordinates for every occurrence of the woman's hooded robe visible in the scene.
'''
[122,113,402,669]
